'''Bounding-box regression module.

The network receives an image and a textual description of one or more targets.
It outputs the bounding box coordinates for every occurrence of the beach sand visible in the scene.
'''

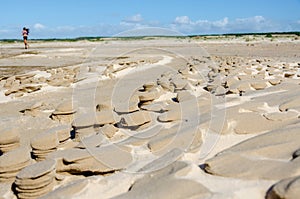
[0,35,300,199]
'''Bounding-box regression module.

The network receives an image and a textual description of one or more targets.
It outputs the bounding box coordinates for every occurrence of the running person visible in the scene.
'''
[22,27,29,49]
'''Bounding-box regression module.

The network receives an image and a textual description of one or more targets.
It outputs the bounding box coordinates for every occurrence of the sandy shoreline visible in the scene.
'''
[0,36,300,199]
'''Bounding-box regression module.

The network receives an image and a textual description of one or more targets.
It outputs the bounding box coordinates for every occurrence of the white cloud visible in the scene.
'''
[236,16,265,24]
[230,16,277,32]
[212,17,229,28]
[174,16,191,25]
[171,15,279,34]
[120,14,154,31]
[173,16,229,28]
[33,23,46,30]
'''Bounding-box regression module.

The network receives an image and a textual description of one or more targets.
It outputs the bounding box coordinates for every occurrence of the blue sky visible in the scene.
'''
[1,0,300,39]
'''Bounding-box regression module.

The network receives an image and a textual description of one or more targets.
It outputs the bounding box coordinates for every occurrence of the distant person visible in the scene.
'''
[22,27,29,49]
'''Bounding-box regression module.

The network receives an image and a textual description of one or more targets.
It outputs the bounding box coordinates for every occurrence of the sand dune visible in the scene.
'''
[0,36,299,199]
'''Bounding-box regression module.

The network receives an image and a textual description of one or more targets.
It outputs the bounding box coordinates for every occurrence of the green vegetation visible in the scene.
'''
[245,37,251,42]
[218,31,300,37]
[0,39,22,43]
[265,33,273,38]
[22,51,39,55]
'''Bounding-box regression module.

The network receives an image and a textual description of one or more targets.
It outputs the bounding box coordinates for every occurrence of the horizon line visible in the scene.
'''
[1,31,299,41]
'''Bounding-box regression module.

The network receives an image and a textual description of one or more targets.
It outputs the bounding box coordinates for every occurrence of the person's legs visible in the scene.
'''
[23,36,28,49]
[24,39,27,49]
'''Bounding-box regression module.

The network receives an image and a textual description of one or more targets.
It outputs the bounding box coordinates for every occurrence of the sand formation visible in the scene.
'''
[0,38,299,198]
[14,159,56,199]
[0,127,20,154]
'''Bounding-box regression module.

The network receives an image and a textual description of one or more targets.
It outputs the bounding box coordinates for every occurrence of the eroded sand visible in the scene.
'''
[0,37,300,199]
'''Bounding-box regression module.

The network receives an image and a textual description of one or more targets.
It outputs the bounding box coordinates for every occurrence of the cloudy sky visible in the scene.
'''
[1,0,300,39]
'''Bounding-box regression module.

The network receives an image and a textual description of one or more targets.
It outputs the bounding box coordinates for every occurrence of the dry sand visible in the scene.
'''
[0,36,300,199]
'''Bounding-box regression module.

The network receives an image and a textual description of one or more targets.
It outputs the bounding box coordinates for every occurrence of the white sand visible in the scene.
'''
[0,37,299,199]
